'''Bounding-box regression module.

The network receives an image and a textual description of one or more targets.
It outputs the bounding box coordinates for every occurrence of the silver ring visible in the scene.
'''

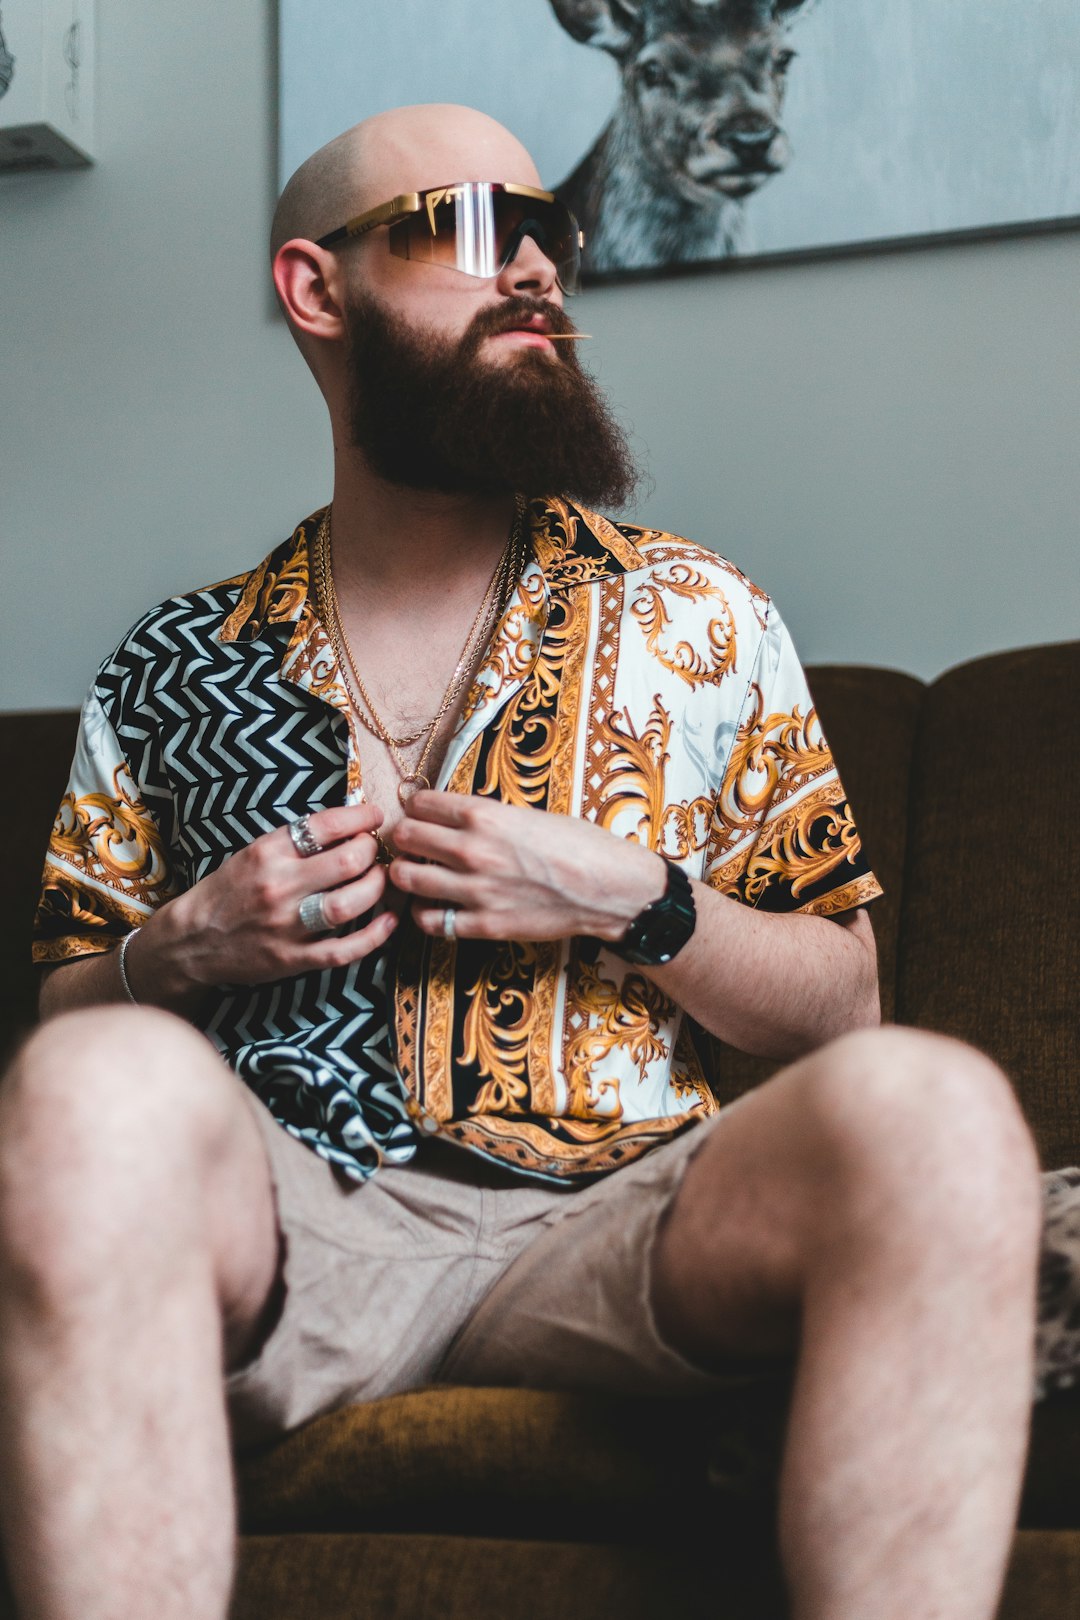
[298,891,331,935]
[289,815,323,859]
[442,906,457,941]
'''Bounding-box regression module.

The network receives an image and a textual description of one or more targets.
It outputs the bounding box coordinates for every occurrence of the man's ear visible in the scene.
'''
[272,239,347,343]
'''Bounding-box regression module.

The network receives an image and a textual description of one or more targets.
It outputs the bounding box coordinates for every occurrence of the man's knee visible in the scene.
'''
[3,1005,236,1154]
[787,1026,1041,1255]
[677,1026,1039,1281]
[0,1007,242,1295]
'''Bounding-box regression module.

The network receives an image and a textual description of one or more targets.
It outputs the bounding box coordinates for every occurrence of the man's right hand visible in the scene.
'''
[41,803,401,1017]
[122,803,396,1008]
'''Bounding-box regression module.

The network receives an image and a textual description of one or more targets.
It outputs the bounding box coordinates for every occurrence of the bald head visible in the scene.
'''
[270,104,543,261]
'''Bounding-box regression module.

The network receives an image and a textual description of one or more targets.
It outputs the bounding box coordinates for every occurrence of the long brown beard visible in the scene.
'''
[343,290,641,509]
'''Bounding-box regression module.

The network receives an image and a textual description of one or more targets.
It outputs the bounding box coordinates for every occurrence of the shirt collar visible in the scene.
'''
[217,497,647,646]
[218,510,319,644]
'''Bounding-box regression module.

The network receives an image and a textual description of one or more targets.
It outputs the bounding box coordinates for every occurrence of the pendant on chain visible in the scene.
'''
[397,773,431,805]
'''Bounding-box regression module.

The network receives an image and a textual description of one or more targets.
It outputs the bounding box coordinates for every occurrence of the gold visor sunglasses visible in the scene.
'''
[315,180,584,295]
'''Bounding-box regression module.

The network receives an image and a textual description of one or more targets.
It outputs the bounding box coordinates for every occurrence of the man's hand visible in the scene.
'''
[390,791,665,943]
[124,803,396,1005]
[390,789,880,1061]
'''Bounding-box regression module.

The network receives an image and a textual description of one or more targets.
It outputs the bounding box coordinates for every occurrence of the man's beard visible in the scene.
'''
[342,289,640,510]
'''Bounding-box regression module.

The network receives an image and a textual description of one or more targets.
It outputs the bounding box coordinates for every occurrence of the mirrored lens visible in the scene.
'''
[388,184,580,293]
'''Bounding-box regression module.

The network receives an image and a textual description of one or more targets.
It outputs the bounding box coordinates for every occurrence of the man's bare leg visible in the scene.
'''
[653,1026,1041,1620]
[0,1007,281,1620]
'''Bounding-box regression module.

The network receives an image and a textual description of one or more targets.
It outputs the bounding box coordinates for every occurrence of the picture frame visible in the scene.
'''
[278,0,1080,283]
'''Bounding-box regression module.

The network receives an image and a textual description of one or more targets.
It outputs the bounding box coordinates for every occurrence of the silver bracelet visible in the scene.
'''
[118,927,141,1004]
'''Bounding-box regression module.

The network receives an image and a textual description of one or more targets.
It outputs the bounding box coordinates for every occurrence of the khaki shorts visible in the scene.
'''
[226,1093,730,1450]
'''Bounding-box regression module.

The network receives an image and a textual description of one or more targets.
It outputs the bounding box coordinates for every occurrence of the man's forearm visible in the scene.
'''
[644,883,880,1060]
[39,948,134,1020]
[37,929,205,1023]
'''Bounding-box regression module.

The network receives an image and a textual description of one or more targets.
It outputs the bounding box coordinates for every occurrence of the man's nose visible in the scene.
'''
[494,231,561,302]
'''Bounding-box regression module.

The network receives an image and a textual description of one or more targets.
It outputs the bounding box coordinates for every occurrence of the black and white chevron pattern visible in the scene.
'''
[95,580,417,1183]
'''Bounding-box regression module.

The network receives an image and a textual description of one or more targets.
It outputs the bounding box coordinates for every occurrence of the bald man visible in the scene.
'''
[2,106,1041,1620]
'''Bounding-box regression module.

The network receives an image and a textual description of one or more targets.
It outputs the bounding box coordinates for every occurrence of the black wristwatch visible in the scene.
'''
[614,859,697,966]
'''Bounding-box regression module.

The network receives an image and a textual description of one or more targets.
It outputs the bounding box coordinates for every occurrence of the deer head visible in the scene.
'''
[550,0,812,205]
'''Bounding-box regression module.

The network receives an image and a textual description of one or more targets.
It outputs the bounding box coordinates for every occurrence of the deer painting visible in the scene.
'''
[550,0,814,273]
[0,5,15,100]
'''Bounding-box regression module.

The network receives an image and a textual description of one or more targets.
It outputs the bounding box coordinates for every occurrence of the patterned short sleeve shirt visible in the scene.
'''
[33,498,882,1184]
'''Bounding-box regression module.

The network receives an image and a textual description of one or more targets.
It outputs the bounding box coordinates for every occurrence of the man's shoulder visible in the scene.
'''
[101,518,312,672]
[600,515,774,622]
[104,570,252,663]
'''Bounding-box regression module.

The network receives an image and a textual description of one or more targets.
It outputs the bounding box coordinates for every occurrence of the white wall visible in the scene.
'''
[1,0,1077,712]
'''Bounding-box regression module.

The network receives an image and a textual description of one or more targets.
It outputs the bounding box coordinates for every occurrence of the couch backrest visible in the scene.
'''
[895,641,1080,1168]
[686,644,1080,1169]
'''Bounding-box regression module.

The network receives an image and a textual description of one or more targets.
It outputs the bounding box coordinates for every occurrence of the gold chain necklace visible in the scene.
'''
[327,513,517,749]
[313,498,528,805]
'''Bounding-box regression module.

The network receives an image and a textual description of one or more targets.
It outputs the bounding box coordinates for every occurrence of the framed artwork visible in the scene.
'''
[278,0,1080,282]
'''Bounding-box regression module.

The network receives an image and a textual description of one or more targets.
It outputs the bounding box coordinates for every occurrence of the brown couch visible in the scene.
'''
[2,639,1078,1618]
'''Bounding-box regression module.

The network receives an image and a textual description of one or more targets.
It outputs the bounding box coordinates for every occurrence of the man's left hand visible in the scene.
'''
[390,791,665,944]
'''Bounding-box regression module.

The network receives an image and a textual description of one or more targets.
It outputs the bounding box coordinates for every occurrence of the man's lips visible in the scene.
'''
[485,311,562,351]
[491,328,556,350]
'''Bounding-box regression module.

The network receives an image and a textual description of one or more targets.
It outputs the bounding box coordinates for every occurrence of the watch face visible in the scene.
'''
[618,861,696,966]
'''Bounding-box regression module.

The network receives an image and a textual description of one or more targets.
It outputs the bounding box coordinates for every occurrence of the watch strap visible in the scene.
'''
[615,859,697,966]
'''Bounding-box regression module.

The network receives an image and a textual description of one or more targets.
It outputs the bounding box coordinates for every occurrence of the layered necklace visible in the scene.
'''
[312,497,529,808]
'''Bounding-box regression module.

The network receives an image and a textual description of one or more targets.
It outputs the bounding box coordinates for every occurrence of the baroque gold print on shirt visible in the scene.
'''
[742,784,863,904]
[708,687,833,867]
[282,605,345,703]
[563,954,674,1119]
[477,594,571,808]
[466,589,591,1113]
[595,699,671,846]
[33,874,148,957]
[661,795,714,862]
[468,564,546,710]
[594,700,712,860]
[52,767,172,905]
[220,518,313,642]
[525,940,562,1118]
[670,1020,717,1110]
[530,498,638,586]
[463,942,537,1115]
[442,1110,702,1180]
[547,589,592,821]
[580,578,625,825]
[422,935,460,1120]
[530,496,582,570]
[630,565,737,688]
[806,871,882,918]
[638,539,770,633]
[41,498,882,1187]
[404,736,486,1121]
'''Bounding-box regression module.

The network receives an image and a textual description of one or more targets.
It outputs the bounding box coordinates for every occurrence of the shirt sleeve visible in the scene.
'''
[704,604,883,917]
[32,687,180,964]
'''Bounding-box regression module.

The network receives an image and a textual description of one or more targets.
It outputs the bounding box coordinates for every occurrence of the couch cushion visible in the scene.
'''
[231,1530,788,1620]
[236,1381,790,1542]
[228,1527,1080,1620]
[236,1380,1080,1540]
[896,642,1080,1166]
